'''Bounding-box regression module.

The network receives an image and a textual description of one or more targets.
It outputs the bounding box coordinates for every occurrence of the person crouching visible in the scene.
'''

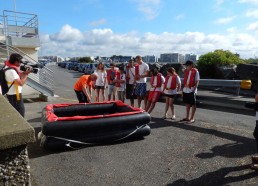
[74,73,98,103]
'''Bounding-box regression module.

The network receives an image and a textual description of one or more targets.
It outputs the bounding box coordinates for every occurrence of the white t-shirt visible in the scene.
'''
[116,73,126,91]
[183,70,200,93]
[94,70,107,86]
[136,62,149,83]
[164,75,181,95]
[4,68,22,95]
[149,75,165,92]
[127,67,135,85]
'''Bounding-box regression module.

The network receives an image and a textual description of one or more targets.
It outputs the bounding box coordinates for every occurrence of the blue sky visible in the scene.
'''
[1,0,258,59]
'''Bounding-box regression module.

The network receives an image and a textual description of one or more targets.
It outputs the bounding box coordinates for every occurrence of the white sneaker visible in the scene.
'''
[171,115,176,120]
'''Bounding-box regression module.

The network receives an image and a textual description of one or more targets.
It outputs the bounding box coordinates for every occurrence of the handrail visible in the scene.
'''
[0,42,54,96]
[147,77,245,96]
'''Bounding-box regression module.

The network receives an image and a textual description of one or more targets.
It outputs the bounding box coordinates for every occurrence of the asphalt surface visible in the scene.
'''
[25,64,258,186]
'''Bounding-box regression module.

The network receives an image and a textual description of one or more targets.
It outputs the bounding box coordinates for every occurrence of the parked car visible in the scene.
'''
[85,63,98,74]
[78,63,88,73]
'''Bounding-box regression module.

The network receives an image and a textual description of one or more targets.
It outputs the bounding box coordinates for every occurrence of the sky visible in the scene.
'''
[1,0,258,59]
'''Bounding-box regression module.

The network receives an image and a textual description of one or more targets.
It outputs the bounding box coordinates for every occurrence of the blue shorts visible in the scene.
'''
[135,83,147,97]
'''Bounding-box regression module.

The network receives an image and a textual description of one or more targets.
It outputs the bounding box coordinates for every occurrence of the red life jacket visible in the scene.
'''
[5,60,21,76]
[135,64,139,80]
[4,60,21,100]
[183,68,197,88]
[164,74,177,90]
[116,71,121,87]
[107,69,116,84]
[150,73,162,88]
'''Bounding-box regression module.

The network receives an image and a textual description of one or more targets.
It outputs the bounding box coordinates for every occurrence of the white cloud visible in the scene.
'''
[247,21,258,30]
[89,19,107,27]
[238,0,258,6]
[215,16,236,25]
[49,24,84,42]
[227,27,237,33]
[246,9,258,18]
[134,0,161,20]
[175,14,185,21]
[39,27,258,59]
[214,0,224,11]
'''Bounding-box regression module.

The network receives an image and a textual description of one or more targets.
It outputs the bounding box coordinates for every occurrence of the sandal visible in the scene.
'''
[250,164,258,171]
[252,156,258,164]
[187,119,195,124]
[179,118,190,122]
[162,115,167,119]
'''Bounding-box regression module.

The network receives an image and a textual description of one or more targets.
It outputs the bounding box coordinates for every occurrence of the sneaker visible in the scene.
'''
[171,115,176,120]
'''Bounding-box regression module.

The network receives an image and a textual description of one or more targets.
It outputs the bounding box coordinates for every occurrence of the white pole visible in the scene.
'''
[14,0,16,12]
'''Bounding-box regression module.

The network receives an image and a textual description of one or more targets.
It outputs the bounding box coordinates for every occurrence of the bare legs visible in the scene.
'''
[163,97,175,118]
[101,88,106,101]
[185,104,196,121]
[96,89,100,102]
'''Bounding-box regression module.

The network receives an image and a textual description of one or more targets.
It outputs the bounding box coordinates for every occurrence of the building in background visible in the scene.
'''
[159,53,184,63]
[184,54,198,63]
[39,56,64,62]
[142,55,156,63]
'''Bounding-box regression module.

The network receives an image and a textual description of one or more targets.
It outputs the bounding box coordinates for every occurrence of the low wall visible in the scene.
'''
[0,95,35,185]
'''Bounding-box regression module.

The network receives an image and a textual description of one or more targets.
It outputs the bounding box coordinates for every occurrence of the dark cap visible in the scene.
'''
[184,60,194,66]
[9,53,23,64]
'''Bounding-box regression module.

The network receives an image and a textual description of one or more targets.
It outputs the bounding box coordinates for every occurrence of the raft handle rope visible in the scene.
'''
[41,124,147,150]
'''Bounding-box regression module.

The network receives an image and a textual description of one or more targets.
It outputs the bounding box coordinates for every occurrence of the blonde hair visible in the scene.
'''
[97,62,105,72]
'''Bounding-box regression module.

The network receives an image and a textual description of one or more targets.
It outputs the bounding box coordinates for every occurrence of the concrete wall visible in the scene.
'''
[0,94,35,185]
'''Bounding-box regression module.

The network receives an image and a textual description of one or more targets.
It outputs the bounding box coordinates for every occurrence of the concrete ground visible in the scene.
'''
[23,65,258,186]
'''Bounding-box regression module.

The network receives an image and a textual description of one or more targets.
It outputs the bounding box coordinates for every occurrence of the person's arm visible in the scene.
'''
[89,86,92,97]
[141,69,149,78]
[193,71,200,92]
[82,84,91,101]
[104,72,107,88]
[177,76,181,92]
[120,74,126,83]
[14,69,31,86]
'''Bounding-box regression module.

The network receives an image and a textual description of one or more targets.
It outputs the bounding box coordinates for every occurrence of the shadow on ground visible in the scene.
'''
[150,117,256,158]
[167,164,257,186]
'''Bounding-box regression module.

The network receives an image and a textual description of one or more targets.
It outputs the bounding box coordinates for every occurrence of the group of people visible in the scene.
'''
[3,53,258,171]
[73,56,200,124]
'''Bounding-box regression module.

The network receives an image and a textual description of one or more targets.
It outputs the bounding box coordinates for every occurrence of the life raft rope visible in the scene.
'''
[39,124,147,150]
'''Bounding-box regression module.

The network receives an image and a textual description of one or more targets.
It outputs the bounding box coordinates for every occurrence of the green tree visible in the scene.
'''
[243,58,258,64]
[79,57,93,63]
[197,50,244,78]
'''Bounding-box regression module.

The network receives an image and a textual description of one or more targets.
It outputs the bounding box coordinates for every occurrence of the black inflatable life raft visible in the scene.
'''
[39,100,151,150]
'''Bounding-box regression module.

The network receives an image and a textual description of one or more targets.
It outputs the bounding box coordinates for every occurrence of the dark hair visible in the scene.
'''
[167,67,176,74]
[150,67,159,76]
[9,53,23,64]
[184,60,194,66]
[136,55,142,60]
[110,62,116,67]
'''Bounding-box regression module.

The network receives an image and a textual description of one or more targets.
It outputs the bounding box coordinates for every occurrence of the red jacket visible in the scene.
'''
[150,73,162,88]
[164,74,177,90]
[183,68,197,88]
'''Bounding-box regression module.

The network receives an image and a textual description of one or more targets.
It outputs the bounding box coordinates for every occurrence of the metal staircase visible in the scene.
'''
[0,10,54,96]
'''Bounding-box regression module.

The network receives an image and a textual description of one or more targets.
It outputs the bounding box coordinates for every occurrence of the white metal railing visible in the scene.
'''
[146,77,243,96]
[0,42,54,96]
